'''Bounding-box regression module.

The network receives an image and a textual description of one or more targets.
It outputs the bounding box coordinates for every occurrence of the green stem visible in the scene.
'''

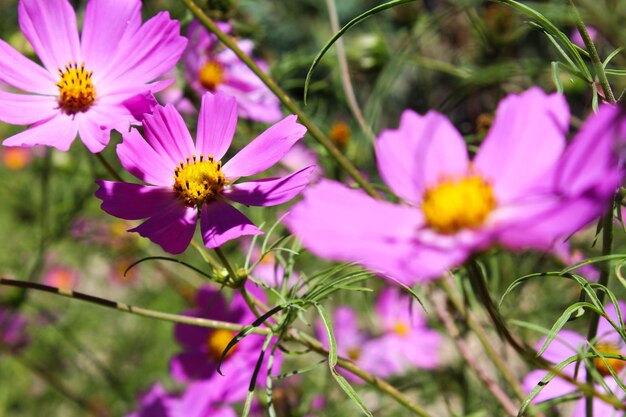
[585,210,615,417]
[567,0,616,103]
[0,278,271,335]
[94,152,123,182]
[214,246,239,284]
[179,0,381,200]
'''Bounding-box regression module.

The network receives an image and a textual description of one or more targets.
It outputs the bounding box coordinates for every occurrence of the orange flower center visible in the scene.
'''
[199,61,225,91]
[173,155,225,207]
[422,175,496,234]
[207,329,236,361]
[57,62,96,114]
[594,342,626,376]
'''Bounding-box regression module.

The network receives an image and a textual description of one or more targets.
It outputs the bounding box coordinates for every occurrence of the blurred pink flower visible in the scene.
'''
[95,91,311,254]
[553,241,600,282]
[125,384,176,417]
[287,88,625,285]
[570,26,598,49]
[183,20,282,123]
[523,302,626,416]
[43,266,78,290]
[170,284,281,402]
[0,0,186,153]
[0,306,29,353]
[1,147,33,170]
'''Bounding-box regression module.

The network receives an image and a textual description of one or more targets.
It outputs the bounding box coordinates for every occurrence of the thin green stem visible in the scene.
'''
[94,152,123,182]
[179,0,381,200]
[567,0,616,104]
[0,278,271,335]
[585,210,615,417]
[214,246,239,283]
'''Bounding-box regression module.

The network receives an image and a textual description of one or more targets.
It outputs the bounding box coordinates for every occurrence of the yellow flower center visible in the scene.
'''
[207,329,236,360]
[422,175,496,234]
[173,155,225,207]
[56,62,96,114]
[329,121,351,148]
[394,321,410,337]
[199,61,225,91]
[347,347,362,361]
[594,342,625,376]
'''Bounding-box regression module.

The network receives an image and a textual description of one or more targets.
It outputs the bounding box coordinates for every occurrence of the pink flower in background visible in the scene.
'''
[170,285,281,402]
[280,143,323,181]
[43,266,79,290]
[0,0,186,153]
[126,384,176,417]
[183,20,282,123]
[552,241,600,282]
[0,147,34,170]
[287,88,624,285]
[362,288,441,376]
[0,306,29,353]
[570,26,598,49]
[523,302,626,416]
[95,91,311,254]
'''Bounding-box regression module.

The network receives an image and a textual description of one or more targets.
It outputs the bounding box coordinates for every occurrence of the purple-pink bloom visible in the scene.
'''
[170,285,281,402]
[0,306,29,353]
[183,20,282,123]
[523,302,626,416]
[0,0,186,153]
[286,88,624,285]
[95,91,311,254]
[170,381,237,417]
[126,384,177,417]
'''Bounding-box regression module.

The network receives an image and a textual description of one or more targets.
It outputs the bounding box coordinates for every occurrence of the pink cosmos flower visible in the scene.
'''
[43,266,79,290]
[523,302,626,416]
[170,285,281,402]
[0,306,29,353]
[286,88,625,285]
[95,91,311,254]
[183,20,282,123]
[0,0,186,153]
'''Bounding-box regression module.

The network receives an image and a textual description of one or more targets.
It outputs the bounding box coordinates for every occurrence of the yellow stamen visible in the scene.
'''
[347,347,361,361]
[594,342,625,376]
[173,155,225,207]
[56,61,95,114]
[207,329,236,360]
[422,175,496,234]
[199,61,225,91]
[394,321,410,337]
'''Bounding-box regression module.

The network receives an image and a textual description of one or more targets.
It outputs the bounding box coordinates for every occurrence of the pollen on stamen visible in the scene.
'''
[173,154,226,206]
[56,61,96,114]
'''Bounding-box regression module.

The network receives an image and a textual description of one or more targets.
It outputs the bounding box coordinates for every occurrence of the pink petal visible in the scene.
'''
[76,111,113,153]
[129,200,198,254]
[375,110,469,205]
[18,0,80,73]
[97,12,186,91]
[117,129,176,186]
[81,0,142,74]
[597,301,626,343]
[95,181,179,220]
[285,180,460,285]
[523,369,580,404]
[196,92,238,160]
[223,166,314,206]
[2,113,77,151]
[142,105,196,168]
[222,115,307,179]
[474,88,569,202]
[200,200,262,249]
[0,91,57,125]
[0,39,56,94]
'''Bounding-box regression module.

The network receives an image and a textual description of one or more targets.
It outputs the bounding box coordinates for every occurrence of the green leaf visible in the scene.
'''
[536,302,602,356]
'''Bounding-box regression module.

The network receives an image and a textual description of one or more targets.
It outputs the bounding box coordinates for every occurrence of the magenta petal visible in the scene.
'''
[129,201,197,254]
[200,200,263,249]
[0,39,56,94]
[95,181,179,220]
[170,351,215,382]
[474,88,569,202]
[222,115,307,179]
[375,110,469,205]
[18,0,80,73]
[117,129,176,186]
[81,0,142,73]
[142,105,196,168]
[223,166,314,207]
[2,114,77,151]
[98,12,186,90]
[76,112,113,153]
[196,92,238,160]
[523,369,579,404]
[285,180,457,285]
[0,91,57,125]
